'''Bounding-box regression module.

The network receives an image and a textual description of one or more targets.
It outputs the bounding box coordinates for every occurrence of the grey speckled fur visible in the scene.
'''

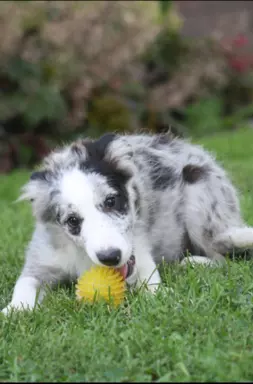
[3,132,253,315]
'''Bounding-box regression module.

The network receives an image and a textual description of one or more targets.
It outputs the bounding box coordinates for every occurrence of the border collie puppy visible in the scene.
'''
[3,132,253,314]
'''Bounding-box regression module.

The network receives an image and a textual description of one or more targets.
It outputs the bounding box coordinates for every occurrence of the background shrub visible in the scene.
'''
[1,0,253,172]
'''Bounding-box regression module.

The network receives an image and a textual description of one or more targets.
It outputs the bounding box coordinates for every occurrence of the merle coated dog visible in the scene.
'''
[3,132,253,314]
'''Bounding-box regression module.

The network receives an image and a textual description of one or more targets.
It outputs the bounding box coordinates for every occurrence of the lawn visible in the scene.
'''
[1,128,253,382]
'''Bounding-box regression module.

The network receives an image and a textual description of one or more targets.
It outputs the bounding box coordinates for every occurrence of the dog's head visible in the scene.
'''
[20,134,139,281]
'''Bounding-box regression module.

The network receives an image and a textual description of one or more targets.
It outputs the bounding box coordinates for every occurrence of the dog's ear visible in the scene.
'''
[18,169,54,203]
[69,139,89,158]
[94,133,117,158]
[82,134,117,162]
[18,168,58,221]
[104,137,135,181]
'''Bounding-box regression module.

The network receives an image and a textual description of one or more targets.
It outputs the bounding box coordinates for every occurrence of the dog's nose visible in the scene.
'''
[96,248,122,266]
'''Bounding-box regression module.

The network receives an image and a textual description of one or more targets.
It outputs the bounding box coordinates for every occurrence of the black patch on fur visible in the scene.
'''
[29,171,59,222]
[70,141,86,157]
[84,133,117,161]
[30,170,53,182]
[182,231,205,257]
[50,189,60,200]
[142,151,178,190]
[211,200,218,212]
[133,184,141,215]
[182,164,209,184]
[40,189,60,223]
[80,134,130,214]
[151,134,172,148]
[41,202,59,223]
[175,211,184,225]
[203,227,214,240]
[134,159,144,172]
[211,200,222,219]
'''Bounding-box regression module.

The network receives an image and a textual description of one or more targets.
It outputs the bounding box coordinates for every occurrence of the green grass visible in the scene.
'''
[1,128,253,382]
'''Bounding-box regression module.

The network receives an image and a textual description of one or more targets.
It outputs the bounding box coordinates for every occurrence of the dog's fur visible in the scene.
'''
[3,132,253,314]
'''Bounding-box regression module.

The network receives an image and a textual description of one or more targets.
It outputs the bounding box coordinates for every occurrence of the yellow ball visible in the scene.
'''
[76,266,126,307]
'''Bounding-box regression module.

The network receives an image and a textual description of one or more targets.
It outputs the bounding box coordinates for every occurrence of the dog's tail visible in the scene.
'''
[212,227,253,254]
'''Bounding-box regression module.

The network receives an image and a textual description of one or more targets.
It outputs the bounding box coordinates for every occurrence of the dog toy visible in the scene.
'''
[76,266,126,307]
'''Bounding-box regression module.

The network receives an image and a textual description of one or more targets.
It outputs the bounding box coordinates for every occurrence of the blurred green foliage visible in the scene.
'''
[1,56,67,126]
[86,93,134,138]
[1,0,253,173]
[158,0,173,16]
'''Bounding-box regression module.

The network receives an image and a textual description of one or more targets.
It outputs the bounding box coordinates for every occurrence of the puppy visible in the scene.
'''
[3,132,253,314]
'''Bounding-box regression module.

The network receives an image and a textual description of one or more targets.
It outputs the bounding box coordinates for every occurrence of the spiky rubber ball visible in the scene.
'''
[76,266,126,307]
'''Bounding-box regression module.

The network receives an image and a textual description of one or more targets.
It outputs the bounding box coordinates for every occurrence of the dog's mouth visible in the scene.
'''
[118,255,135,280]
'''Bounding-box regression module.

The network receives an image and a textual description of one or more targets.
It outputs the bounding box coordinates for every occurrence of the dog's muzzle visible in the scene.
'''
[118,255,135,280]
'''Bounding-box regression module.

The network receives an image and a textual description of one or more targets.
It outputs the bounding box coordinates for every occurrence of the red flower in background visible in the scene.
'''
[220,34,253,74]
[232,34,248,48]
[229,57,251,73]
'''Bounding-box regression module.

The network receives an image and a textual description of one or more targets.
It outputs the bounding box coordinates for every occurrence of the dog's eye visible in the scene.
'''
[104,196,116,210]
[66,215,81,228]
[103,194,128,214]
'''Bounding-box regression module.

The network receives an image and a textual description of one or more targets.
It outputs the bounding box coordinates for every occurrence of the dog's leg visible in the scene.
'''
[2,275,45,315]
[182,162,248,265]
[2,253,67,315]
[136,258,161,293]
[134,234,161,293]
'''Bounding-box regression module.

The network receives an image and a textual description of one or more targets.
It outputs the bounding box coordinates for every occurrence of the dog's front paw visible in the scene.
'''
[136,280,161,295]
[146,283,160,294]
[136,272,162,295]
[2,301,33,315]
[2,304,16,316]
